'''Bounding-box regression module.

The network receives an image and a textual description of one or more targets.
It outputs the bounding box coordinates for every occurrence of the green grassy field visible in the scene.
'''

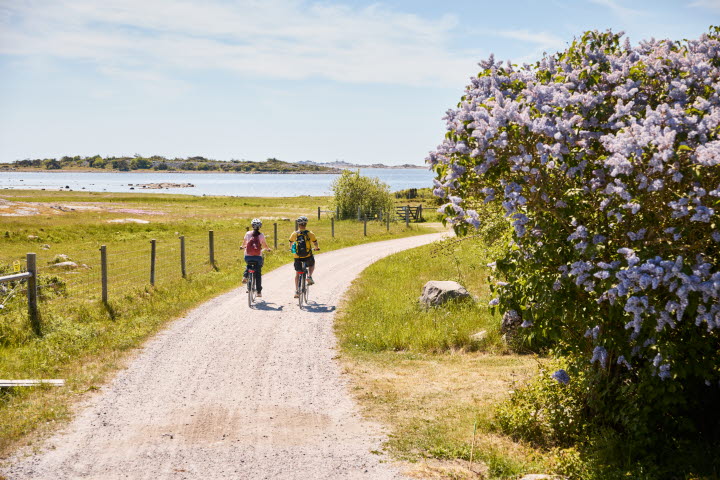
[335,237,550,479]
[0,190,435,457]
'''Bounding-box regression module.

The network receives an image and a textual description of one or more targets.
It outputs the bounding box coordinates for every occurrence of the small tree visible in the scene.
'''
[331,170,394,219]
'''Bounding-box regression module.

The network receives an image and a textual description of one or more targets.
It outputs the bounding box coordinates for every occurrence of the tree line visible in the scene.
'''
[10,155,337,173]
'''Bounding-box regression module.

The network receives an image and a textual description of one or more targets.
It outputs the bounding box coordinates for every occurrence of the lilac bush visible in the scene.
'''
[429,28,720,452]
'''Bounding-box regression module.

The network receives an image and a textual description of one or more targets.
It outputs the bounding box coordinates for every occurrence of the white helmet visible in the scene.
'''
[297,215,308,224]
[251,218,262,229]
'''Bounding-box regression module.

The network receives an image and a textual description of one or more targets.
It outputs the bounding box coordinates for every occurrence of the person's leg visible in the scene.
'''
[307,256,316,284]
[294,258,302,296]
[243,255,250,283]
[256,257,264,295]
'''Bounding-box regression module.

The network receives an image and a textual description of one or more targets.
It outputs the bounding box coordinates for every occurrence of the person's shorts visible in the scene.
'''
[294,255,315,272]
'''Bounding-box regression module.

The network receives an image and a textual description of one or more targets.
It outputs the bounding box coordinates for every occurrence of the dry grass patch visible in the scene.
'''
[341,351,548,479]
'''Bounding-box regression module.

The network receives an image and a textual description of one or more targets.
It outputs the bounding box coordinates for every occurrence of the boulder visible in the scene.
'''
[419,281,471,307]
[470,330,487,342]
[500,310,522,334]
[41,244,51,250]
[47,261,79,270]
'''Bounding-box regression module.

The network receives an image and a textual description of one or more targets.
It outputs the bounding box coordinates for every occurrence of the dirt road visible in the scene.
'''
[3,232,446,480]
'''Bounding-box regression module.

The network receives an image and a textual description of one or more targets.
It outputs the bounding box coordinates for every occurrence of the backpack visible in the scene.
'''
[295,230,310,257]
[248,234,261,253]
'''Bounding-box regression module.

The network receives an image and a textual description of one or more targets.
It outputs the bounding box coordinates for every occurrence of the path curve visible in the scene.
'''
[4,232,446,480]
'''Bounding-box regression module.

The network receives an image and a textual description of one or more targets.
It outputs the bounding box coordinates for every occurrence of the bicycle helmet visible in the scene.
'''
[297,215,308,224]
[251,218,262,229]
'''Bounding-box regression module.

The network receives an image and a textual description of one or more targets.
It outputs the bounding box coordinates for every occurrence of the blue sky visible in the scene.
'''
[0,0,718,165]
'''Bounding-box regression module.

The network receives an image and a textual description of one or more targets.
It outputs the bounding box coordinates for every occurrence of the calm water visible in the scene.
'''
[0,168,435,197]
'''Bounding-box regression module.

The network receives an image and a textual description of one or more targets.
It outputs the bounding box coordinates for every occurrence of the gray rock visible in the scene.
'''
[500,310,522,333]
[41,244,51,250]
[47,261,79,270]
[419,280,471,307]
[470,330,487,342]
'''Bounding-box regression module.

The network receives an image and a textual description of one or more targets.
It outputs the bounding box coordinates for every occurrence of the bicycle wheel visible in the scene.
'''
[298,274,305,308]
[248,272,256,307]
[303,278,310,304]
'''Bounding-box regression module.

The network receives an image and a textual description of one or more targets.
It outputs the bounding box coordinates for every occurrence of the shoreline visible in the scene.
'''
[0,166,428,174]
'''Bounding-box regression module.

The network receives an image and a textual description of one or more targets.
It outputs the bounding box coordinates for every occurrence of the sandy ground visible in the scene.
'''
[2,232,446,480]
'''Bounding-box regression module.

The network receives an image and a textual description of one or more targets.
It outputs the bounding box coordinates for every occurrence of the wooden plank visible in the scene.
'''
[0,379,65,387]
[0,272,32,283]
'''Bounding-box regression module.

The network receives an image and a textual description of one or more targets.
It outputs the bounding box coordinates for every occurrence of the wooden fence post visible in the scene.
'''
[274,223,278,250]
[418,204,423,221]
[318,206,321,220]
[209,230,215,269]
[295,220,298,231]
[405,206,410,227]
[150,239,156,285]
[331,217,335,238]
[180,236,186,278]
[100,245,108,303]
[26,252,39,334]
[364,216,367,236]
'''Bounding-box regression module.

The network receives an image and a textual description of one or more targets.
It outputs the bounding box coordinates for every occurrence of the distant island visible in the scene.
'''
[0,155,425,173]
[296,160,425,169]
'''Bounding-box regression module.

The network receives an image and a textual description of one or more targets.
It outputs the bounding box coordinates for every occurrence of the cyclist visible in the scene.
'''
[242,218,271,298]
[289,215,319,298]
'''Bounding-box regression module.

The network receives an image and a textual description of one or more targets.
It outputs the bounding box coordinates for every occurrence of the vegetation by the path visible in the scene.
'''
[0,190,433,456]
[428,28,720,478]
[336,237,550,479]
[4,155,338,173]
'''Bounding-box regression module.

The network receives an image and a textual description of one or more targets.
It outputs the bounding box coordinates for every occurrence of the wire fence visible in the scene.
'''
[1,213,423,331]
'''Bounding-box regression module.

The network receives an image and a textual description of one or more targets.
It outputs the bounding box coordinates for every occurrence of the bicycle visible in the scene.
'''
[297,259,310,308]
[246,259,260,307]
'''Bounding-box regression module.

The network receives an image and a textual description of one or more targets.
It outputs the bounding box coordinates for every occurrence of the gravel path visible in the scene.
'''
[3,232,446,480]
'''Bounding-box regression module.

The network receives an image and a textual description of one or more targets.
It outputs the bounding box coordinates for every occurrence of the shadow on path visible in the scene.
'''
[302,303,336,314]
[253,302,284,312]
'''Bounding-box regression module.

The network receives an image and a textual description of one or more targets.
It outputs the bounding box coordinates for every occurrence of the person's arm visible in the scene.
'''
[311,232,320,250]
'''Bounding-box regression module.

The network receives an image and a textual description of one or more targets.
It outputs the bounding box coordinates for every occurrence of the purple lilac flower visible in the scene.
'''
[551,369,571,385]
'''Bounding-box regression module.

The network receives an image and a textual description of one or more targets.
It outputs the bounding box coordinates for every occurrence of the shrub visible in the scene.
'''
[331,170,394,219]
[429,27,720,472]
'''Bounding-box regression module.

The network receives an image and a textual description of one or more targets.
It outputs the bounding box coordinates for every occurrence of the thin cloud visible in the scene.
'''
[0,0,481,88]
[689,0,720,11]
[588,0,645,18]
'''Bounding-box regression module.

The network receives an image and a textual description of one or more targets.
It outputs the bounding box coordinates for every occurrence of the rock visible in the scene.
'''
[47,261,79,270]
[501,310,522,333]
[519,475,562,480]
[27,235,39,240]
[470,330,488,342]
[107,218,150,224]
[418,280,471,307]
[280,217,291,221]
[54,254,71,262]
[41,244,50,250]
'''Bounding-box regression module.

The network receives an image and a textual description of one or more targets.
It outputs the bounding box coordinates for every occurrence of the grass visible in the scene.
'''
[0,189,436,457]
[335,237,551,479]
